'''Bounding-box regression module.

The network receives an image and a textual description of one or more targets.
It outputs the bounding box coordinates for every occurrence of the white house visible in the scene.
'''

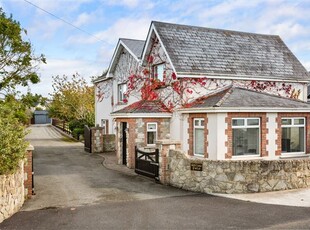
[96,21,310,169]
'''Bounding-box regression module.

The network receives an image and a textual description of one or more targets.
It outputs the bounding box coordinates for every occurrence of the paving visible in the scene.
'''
[1,124,310,229]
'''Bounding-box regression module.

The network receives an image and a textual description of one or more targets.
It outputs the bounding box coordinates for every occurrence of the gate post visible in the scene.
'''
[91,126,104,153]
[156,140,181,185]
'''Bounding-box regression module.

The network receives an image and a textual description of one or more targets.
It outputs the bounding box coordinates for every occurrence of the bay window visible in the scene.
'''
[281,118,305,154]
[232,118,260,156]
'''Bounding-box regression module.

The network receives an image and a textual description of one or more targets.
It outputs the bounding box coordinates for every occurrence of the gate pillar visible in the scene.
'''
[156,140,181,185]
[91,126,104,153]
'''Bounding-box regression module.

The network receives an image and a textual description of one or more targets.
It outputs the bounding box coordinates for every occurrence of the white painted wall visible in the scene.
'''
[181,114,189,153]
[207,113,217,160]
[266,113,278,159]
[95,80,114,134]
[207,113,227,160]
[303,83,308,102]
[169,112,182,140]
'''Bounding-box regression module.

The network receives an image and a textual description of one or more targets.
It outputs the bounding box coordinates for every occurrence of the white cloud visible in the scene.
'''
[67,17,150,45]
[25,58,103,97]
[104,0,154,9]
[74,12,94,27]
[267,21,308,39]
[303,61,310,71]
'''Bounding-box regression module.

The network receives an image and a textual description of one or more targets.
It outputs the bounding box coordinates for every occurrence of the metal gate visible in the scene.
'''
[84,125,92,153]
[135,146,159,180]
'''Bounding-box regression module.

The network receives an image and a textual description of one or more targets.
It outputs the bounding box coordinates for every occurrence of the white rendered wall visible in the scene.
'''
[181,114,189,153]
[266,113,278,159]
[303,83,308,102]
[207,113,227,160]
[169,113,182,141]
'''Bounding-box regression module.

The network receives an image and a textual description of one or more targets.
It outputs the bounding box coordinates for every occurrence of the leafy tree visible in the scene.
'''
[1,92,47,125]
[48,73,95,126]
[0,103,28,174]
[0,8,46,95]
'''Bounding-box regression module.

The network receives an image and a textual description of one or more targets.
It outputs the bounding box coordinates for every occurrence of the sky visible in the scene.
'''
[0,0,309,98]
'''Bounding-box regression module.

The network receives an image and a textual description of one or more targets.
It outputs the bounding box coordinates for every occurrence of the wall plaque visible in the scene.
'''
[190,163,203,171]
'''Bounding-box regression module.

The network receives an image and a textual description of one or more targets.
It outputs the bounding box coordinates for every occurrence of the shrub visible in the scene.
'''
[68,119,84,132]
[72,128,84,140]
[0,104,28,174]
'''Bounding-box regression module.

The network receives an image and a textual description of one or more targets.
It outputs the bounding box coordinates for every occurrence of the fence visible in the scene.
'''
[51,118,72,136]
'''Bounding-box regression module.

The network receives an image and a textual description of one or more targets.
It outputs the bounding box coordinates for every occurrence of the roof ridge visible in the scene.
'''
[152,21,280,38]
[214,86,234,107]
[120,38,145,42]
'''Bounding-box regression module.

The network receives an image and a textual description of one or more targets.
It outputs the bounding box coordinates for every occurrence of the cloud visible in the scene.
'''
[303,61,310,71]
[267,21,308,39]
[74,12,94,27]
[67,17,150,45]
[24,58,103,97]
[104,0,154,9]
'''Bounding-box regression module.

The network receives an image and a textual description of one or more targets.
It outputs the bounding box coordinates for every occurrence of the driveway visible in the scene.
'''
[22,125,190,211]
[2,124,310,229]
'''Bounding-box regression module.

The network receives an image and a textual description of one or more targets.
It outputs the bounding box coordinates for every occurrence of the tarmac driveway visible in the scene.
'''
[22,125,190,211]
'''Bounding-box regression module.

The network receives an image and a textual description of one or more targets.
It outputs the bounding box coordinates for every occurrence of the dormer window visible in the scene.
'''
[153,63,165,81]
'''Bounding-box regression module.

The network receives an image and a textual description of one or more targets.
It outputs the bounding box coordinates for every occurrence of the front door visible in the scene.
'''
[122,122,127,165]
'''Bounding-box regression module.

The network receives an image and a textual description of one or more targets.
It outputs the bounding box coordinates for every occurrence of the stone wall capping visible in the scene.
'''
[156,139,181,145]
[26,145,34,151]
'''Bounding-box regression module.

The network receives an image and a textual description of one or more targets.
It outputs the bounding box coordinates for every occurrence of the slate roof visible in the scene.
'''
[185,86,310,109]
[112,100,171,114]
[152,21,309,81]
[121,38,145,58]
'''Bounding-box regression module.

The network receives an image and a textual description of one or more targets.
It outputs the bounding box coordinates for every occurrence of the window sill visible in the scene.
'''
[232,155,261,160]
[280,153,309,159]
[117,102,127,105]
[193,154,205,158]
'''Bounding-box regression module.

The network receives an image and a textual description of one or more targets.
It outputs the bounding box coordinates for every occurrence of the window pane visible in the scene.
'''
[194,120,200,126]
[194,128,204,155]
[233,128,259,156]
[282,127,305,153]
[247,119,259,126]
[156,64,164,81]
[232,119,244,126]
[147,124,156,130]
[282,118,291,125]
[147,131,156,144]
[294,118,304,125]
[200,120,204,126]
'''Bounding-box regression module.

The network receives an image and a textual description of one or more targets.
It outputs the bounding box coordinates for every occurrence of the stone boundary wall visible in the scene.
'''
[102,134,115,152]
[168,150,310,194]
[0,146,34,223]
[0,161,25,223]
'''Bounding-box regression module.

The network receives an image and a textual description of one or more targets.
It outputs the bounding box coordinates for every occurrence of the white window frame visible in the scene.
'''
[101,119,108,134]
[232,118,260,157]
[118,83,127,103]
[153,63,165,81]
[146,122,157,146]
[193,118,205,157]
[281,117,306,155]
